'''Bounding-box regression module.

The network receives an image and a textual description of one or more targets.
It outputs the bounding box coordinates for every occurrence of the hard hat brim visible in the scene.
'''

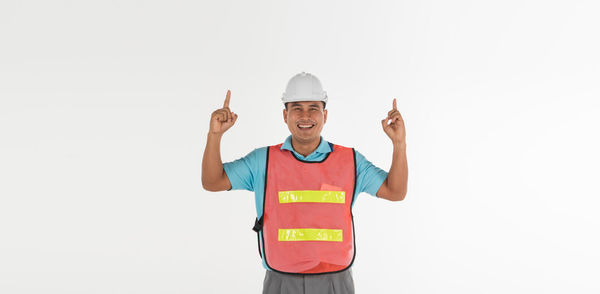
[281,93,328,104]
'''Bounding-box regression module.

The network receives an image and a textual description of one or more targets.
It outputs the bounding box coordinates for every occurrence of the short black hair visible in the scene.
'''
[284,101,326,110]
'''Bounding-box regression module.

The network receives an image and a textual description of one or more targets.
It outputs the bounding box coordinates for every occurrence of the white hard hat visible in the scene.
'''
[281,72,328,104]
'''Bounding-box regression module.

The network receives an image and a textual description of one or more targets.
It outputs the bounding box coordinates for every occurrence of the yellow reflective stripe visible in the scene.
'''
[278,190,345,203]
[278,229,343,242]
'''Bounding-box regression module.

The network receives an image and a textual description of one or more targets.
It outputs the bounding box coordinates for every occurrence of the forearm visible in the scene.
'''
[201,132,227,190]
[386,142,408,200]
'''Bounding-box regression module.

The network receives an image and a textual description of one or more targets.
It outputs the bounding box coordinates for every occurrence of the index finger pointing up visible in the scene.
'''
[393,98,397,110]
[223,90,231,108]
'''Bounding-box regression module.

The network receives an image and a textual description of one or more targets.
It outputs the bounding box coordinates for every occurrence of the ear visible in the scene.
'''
[283,108,288,124]
[323,109,328,124]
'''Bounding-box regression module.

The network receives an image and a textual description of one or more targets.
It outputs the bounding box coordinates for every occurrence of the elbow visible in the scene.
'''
[380,190,406,202]
[380,176,408,202]
[202,182,213,192]
[202,176,230,192]
[202,169,229,192]
[390,195,405,202]
[202,180,218,192]
[391,190,407,202]
[377,180,407,201]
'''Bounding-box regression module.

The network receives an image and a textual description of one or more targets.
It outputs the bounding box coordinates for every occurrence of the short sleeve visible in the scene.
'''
[354,150,388,197]
[223,148,261,191]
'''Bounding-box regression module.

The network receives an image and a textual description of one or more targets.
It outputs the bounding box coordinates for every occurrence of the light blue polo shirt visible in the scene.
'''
[223,135,388,271]
[223,135,388,214]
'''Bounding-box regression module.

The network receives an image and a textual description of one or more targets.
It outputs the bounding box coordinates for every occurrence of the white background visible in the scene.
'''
[1,0,599,293]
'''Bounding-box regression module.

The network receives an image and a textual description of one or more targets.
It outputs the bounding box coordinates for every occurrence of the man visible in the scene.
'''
[202,72,408,294]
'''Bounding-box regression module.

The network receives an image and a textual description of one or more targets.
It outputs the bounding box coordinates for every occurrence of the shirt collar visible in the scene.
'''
[280,135,332,157]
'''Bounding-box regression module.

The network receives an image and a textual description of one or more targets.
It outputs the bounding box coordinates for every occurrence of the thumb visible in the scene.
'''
[381,117,389,128]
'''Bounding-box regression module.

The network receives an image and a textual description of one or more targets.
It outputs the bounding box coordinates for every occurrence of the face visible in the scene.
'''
[283,101,328,144]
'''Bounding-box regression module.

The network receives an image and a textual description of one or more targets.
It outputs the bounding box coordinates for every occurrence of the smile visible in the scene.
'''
[297,124,315,129]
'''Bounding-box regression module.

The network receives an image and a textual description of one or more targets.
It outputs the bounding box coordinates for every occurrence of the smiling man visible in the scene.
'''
[201,72,408,294]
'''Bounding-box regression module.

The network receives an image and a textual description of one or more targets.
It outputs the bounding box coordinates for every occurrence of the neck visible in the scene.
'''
[291,136,321,157]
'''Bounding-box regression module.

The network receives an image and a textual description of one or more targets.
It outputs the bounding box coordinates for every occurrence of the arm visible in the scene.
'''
[377,98,408,201]
[201,90,238,192]
[202,133,232,191]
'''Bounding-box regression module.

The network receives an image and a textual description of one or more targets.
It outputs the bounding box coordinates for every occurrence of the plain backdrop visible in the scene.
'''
[1,0,599,293]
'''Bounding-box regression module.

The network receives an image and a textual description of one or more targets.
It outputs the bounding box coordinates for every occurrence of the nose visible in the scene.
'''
[301,110,312,119]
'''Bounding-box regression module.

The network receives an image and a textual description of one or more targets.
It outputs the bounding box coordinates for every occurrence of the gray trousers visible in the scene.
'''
[262,267,355,294]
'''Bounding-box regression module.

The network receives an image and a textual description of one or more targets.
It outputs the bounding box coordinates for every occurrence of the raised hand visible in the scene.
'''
[210,90,238,135]
[381,98,406,145]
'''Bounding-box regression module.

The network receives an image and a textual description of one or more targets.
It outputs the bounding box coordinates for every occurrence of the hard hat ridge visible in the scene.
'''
[281,72,328,104]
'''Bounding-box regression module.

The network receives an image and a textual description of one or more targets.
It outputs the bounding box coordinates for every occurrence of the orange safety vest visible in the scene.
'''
[252,142,357,274]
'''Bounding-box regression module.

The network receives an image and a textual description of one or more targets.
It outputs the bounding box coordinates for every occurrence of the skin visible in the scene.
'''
[283,101,328,157]
[202,90,408,201]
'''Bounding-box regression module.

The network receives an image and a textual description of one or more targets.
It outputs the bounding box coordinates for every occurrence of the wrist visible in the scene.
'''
[392,140,406,148]
[208,131,224,140]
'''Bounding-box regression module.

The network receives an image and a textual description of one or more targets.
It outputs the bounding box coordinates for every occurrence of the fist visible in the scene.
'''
[210,90,238,135]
